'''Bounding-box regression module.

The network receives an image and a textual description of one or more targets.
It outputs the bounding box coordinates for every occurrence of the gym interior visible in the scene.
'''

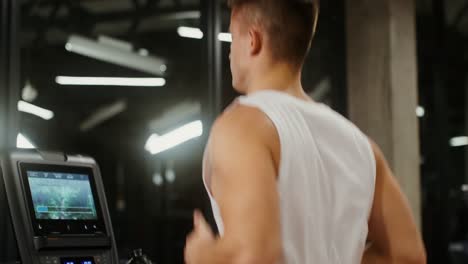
[0,0,467,263]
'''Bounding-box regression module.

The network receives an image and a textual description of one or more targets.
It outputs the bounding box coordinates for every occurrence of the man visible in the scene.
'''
[184,0,427,263]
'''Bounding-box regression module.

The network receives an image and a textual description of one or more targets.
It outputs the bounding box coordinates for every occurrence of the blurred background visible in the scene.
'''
[0,0,467,263]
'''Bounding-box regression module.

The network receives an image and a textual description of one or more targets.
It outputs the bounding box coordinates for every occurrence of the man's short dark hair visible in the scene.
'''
[228,0,320,66]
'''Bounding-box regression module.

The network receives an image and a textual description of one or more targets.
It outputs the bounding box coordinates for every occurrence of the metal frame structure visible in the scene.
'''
[204,0,222,120]
[420,0,468,262]
[428,0,451,261]
[0,0,10,150]
[330,0,347,115]
[0,0,20,259]
[0,0,19,150]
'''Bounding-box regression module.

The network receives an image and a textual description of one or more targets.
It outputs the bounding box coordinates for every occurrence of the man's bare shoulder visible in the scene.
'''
[210,104,276,146]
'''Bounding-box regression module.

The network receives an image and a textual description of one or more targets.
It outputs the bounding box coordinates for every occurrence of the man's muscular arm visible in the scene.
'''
[185,105,282,264]
[362,140,426,264]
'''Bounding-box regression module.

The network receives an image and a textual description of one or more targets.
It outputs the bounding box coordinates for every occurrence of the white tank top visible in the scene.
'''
[203,90,376,264]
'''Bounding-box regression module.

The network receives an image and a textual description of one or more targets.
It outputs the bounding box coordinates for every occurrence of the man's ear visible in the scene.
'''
[248,27,262,56]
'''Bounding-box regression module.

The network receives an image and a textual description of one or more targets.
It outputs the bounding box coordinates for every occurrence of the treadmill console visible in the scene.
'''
[1,150,118,264]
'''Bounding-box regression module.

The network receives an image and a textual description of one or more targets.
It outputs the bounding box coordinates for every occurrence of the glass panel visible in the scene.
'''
[0,0,20,261]
[416,0,468,262]
[19,1,208,263]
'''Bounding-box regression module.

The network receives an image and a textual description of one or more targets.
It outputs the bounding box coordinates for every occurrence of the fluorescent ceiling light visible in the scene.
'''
[416,106,425,117]
[450,136,468,147]
[145,120,203,155]
[56,76,166,87]
[98,35,133,51]
[162,10,201,20]
[66,35,166,76]
[218,32,232,42]
[80,100,127,132]
[17,133,36,149]
[177,26,204,39]
[18,100,54,120]
[177,27,232,42]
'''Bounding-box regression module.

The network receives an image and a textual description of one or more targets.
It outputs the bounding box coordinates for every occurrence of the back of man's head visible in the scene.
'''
[228,0,319,67]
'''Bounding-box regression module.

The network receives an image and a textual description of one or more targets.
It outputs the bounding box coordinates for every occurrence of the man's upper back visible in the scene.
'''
[204,90,376,263]
[238,90,375,263]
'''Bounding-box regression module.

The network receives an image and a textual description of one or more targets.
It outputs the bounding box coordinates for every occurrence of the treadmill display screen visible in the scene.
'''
[27,171,98,220]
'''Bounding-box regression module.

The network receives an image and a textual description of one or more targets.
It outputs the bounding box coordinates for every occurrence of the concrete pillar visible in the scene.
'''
[0,0,8,150]
[346,0,422,225]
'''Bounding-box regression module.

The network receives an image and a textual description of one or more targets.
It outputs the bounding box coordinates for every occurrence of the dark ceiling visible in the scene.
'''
[18,0,343,155]
[17,0,468,171]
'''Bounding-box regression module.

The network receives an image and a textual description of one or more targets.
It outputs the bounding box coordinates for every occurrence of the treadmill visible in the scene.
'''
[0,150,119,264]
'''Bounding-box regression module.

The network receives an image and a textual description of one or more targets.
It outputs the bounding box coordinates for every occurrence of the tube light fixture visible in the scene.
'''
[177,26,232,42]
[450,136,468,147]
[177,26,204,39]
[66,35,166,76]
[18,100,54,120]
[218,32,232,42]
[145,120,203,155]
[56,76,166,87]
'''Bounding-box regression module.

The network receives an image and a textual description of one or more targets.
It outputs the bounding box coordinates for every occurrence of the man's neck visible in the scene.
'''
[245,63,309,100]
